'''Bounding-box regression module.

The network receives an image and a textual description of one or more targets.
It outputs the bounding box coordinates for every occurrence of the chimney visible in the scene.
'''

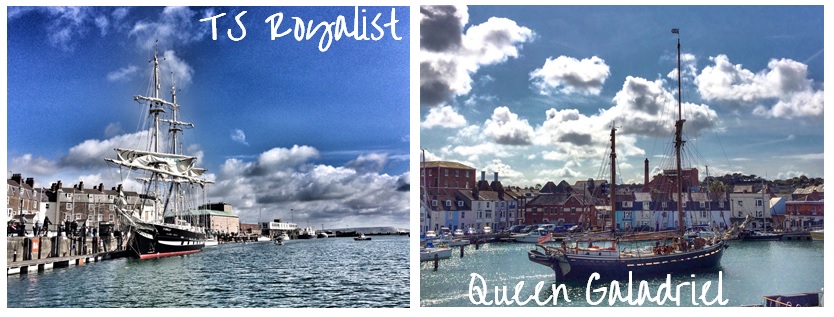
[99,183,105,192]
[494,172,498,182]
[51,183,57,191]
[11,173,22,184]
[117,184,123,192]
[481,171,486,181]
[25,177,35,188]
[57,180,63,189]
[644,158,649,191]
[78,181,84,190]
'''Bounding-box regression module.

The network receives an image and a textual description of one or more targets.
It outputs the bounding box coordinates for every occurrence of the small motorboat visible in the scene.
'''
[420,242,452,262]
[354,233,372,241]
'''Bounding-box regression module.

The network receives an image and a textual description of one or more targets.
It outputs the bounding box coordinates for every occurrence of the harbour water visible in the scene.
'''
[420,239,823,307]
[7,235,409,308]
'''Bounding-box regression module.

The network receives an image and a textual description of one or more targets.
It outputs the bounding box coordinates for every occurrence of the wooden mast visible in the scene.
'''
[674,28,686,236]
[610,127,616,235]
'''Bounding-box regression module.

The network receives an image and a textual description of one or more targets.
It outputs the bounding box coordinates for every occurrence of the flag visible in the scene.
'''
[538,234,550,244]
[671,28,680,34]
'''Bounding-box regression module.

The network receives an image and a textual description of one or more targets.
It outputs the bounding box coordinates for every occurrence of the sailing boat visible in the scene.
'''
[106,49,210,259]
[527,29,751,281]
[739,180,783,241]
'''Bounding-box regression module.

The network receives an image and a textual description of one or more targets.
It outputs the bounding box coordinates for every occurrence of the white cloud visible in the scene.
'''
[129,6,211,51]
[8,7,133,51]
[422,105,467,129]
[483,106,535,145]
[159,50,194,88]
[230,129,249,145]
[60,131,150,170]
[776,153,824,160]
[695,54,823,119]
[530,55,610,95]
[482,159,524,181]
[604,76,718,137]
[420,6,534,106]
[345,153,389,173]
[107,65,138,82]
[255,145,320,173]
[211,146,409,227]
[666,53,698,82]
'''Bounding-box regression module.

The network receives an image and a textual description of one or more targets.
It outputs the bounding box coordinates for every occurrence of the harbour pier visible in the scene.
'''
[7,235,127,275]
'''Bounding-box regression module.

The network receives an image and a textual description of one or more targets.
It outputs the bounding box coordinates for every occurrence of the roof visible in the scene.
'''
[422,161,475,170]
[634,192,652,202]
[793,185,824,195]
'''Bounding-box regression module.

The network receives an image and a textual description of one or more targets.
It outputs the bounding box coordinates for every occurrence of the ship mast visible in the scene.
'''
[673,28,686,236]
[610,127,617,235]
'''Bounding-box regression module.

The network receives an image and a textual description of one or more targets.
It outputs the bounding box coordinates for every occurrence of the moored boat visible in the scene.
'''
[527,30,744,281]
[106,49,210,259]
[740,230,783,241]
[513,228,549,243]
[298,226,316,239]
[420,243,452,262]
[810,229,823,241]
[354,233,372,241]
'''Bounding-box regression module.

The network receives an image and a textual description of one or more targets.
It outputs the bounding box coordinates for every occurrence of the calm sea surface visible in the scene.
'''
[7,235,409,308]
[421,239,823,307]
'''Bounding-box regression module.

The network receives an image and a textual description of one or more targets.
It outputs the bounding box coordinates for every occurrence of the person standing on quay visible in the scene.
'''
[43,216,52,236]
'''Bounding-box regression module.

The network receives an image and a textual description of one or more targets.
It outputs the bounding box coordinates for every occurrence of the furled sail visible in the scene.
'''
[106,148,210,184]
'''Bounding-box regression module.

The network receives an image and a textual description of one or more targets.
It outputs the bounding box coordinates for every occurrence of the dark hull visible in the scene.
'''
[297,234,316,239]
[125,222,205,260]
[528,241,725,281]
[740,231,783,241]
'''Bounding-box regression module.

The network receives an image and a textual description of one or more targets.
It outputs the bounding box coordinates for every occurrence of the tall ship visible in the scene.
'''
[106,49,211,259]
[527,29,750,281]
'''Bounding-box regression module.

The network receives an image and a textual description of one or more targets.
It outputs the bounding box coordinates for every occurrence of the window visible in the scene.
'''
[461,212,465,219]
[67,203,73,210]
[465,182,469,189]
[466,171,470,178]
[421,169,424,176]
[755,199,763,207]
[88,203,93,210]
[109,214,114,221]
[571,207,576,214]
[719,201,725,208]
[738,201,743,206]
[455,170,459,177]
[662,202,667,209]
[444,169,448,176]
[428,170,432,176]
[643,203,650,211]
[486,202,490,208]
[446,200,452,207]
[444,181,448,188]
[45,203,49,209]
[432,200,437,207]
[478,212,482,219]
[701,211,708,218]
[458,201,464,207]
[623,201,632,208]
[97,215,103,221]
[700,201,706,208]
[624,211,633,219]
[75,214,81,220]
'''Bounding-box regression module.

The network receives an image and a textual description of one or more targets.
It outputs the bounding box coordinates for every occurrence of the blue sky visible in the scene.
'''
[420,5,824,187]
[5,6,410,228]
